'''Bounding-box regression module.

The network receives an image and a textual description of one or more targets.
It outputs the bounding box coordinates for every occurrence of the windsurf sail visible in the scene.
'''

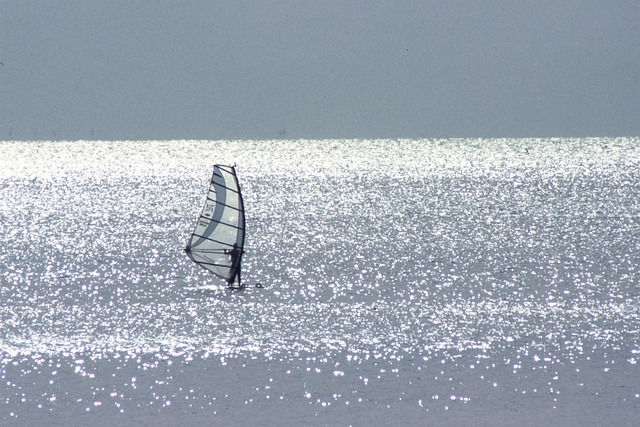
[185,165,245,286]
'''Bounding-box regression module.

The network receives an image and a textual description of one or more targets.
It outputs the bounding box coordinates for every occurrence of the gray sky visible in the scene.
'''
[2,1,639,140]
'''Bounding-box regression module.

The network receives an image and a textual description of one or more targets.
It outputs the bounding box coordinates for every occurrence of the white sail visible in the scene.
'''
[185,165,245,285]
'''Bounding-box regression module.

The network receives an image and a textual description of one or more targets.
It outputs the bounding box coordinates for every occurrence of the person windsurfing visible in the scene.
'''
[225,243,244,288]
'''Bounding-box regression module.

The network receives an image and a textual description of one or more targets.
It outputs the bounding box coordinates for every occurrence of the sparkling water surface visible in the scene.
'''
[1,138,639,425]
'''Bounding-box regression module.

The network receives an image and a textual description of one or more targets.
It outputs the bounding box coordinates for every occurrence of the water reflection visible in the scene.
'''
[1,138,639,422]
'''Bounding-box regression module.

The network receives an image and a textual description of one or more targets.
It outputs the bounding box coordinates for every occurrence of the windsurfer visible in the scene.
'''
[225,243,244,287]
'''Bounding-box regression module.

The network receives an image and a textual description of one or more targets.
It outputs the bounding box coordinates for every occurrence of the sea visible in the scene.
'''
[1,138,639,426]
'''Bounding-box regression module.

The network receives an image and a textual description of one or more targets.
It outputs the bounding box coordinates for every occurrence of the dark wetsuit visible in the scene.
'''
[226,245,243,287]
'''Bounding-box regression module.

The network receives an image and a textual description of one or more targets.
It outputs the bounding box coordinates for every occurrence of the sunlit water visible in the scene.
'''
[1,138,639,425]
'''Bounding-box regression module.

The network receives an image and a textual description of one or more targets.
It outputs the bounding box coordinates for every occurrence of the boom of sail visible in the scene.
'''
[185,165,245,286]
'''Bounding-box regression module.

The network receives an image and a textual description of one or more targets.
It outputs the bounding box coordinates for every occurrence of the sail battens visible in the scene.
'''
[190,260,230,268]
[190,233,237,247]
[204,197,242,211]
[209,182,241,194]
[189,248,228,254]
[186,164,246,286]
[196,217,243,231]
